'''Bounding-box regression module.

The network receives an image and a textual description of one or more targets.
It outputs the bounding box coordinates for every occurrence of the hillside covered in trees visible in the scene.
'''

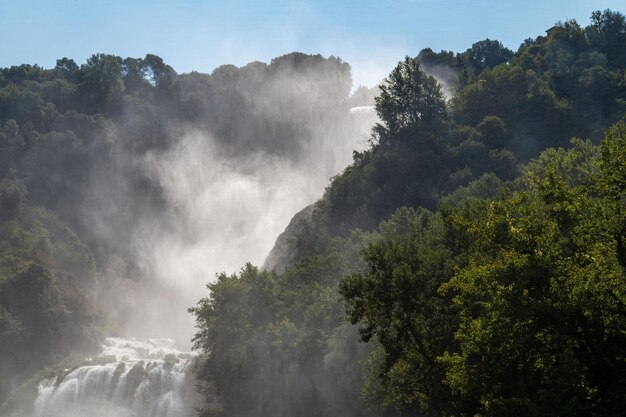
[191,9,626,417]
[0,7,625,417]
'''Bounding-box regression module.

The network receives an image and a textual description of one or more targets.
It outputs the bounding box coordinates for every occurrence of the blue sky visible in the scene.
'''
[1,0,624,87]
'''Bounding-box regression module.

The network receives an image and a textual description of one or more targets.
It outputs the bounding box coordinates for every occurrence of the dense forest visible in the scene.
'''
[0,7,625,417]
[192,9,626,417]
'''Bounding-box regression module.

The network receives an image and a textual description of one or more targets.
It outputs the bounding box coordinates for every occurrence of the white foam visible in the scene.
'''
[349,105,375,114]
[34,338,197,417]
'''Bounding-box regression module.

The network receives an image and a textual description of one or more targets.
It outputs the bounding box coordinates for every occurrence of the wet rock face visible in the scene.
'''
[33,337,204,417]
[262,203,318,273]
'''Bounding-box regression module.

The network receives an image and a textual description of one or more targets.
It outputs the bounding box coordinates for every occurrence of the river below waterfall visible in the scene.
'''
[33,337,201,417]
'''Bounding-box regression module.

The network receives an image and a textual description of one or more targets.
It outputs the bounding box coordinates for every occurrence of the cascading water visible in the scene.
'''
[33,337,200,417]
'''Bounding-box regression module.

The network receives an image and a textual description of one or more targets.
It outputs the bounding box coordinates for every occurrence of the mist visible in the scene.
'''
[4,5,626,416]
[84,53,379,343]
[0,49,383,417]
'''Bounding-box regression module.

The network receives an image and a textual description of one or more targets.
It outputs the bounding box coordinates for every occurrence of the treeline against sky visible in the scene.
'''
[0,7,625,417]
[191,9,626,417]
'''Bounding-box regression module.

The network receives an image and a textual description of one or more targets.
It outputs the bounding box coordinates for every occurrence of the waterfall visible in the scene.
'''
[33,337,199,417]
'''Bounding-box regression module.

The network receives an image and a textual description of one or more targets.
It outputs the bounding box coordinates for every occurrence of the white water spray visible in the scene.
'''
[33,338,200,417]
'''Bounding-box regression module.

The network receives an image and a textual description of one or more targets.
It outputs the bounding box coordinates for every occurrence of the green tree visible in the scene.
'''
[465,39,514,70]
[441,122,626,416]
[79,53,125,113]
[340,207,458,416]
[143,54,176,90]
[477,115,507,149]
[374,56,446,142]
[55,58,79,82]
[598,119,626,269]
[586,9,626,68]
[121,57,150,93]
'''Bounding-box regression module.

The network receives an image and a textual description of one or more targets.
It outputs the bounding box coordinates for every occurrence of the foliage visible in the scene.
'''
[374,56,447,142]
[339,119,626,416]
[191,233,379,417]
[191,10,626,417]
[1,8,625,417]
[340,208,458,416]
[440,120,626,416]
[0,179,98,401]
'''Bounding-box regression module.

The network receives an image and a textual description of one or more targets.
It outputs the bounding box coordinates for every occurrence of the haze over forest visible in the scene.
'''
[1,5,626,417]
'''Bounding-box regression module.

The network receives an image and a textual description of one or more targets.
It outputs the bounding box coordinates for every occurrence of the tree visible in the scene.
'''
[587,9,626,68]
[55,58,80,82]
[441,123,626,416]
[340,207,459,416]
[143,54,176,88]
[599,119,626,270]
[466,39,513,70]
[374,56,446,142]
[79,53,125,113]
[477,115,507,149]
[121,57,149,93]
